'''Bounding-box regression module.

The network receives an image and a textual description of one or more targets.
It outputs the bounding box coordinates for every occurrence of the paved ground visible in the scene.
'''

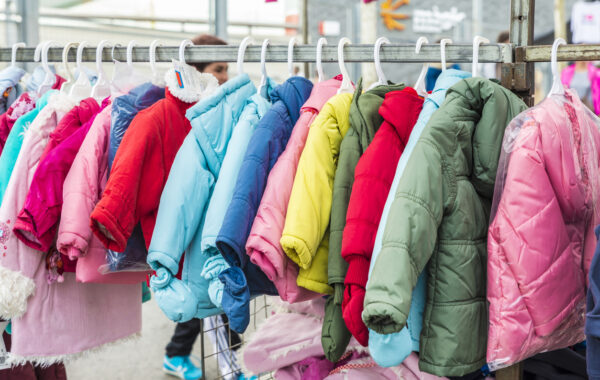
[65,296,272,380]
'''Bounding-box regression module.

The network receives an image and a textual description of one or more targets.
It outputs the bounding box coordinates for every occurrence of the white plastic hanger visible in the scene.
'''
[60,42,78,94]
[316,38,328,83]
[149,40,164,85]
[126,40,137,70]
[337,37,353,94]
[178,39,193,65]
[237,37,254,75]
[10,42,26,68]
[37,40,58,97]
[414,37,429,98]
[548,38,567,97]
[472,35,490,77]
[69,41,93,101]
[367,37,390,91]
[90,40,112,103]
[440,38,453,72]
[258,39,270,95]
[288,37,297,78]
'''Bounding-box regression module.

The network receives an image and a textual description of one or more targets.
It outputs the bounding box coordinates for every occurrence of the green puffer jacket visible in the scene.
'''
[363,78,527,377]
[322,79,405,362]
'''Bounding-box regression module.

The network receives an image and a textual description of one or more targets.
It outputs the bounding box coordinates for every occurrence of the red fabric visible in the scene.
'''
[341,87,423,346]
[51,75,66,91]
[0,93,35,156]
[90,88,195,253]
[13,98,106,272]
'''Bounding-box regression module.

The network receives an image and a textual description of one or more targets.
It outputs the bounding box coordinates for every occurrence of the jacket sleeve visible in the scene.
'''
[147,132,215,275]
[363,139,444,334]
[281,110,336,270]
[91,112,162,252]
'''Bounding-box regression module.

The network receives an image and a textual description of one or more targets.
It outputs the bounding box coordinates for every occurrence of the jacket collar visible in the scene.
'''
[269,76,313,126]
[164,63,219,105]
[428,69,471,108]
[380,87,424,147]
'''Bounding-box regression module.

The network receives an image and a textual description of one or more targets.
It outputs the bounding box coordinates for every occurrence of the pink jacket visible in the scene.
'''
[487,90,599,369]
[561,63,600,115]
[242,298,445,380]
[0,92,141,365]
[57,103,148,284]
[0,93,35,155]
[245,76,341,303]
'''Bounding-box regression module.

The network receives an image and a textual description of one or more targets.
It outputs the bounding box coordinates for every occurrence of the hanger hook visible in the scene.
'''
[260,39,270,82]
[440,38,452,72]
[288,37,297,78]
[127,40,137,67]
[237,36,254,75]
[548,38,567,97]
[150,40,162,78]
[11,42,26,67]
[76,41,88,73]
[374,37,390,85]
[414,37,429,97]
[337,37,353,94]
[62,42,78,82]
[95,40,110,77]
[316,38,328,82]
[179,39,193,64]
[111,43,122,62]
[42,40,57,74]
[34,41,46,63]
[472,36,490,77]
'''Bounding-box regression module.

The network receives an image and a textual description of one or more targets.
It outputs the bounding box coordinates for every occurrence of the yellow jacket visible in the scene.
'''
[281,93,353,294]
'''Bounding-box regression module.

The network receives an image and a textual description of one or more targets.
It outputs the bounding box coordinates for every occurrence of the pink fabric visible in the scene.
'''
[487,90,599,368]
[245,76,341,303]
[57,103,148,284]
[0,92,141,363]
[561,63,600,115]
[0,93,35,155]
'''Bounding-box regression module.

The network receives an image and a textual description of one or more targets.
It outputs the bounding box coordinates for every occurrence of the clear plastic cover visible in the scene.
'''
[98,223,151,274]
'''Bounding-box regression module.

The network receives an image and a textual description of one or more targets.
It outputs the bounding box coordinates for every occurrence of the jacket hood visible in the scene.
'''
[0,66,25,93]
[186,73,257,176]
[269,76,313,126]
[164,63,219,104]
[132,82,165,109]
[442,77,527,198]
[350,78,405,150]
[379,87,424,147]
[301,76,342,113]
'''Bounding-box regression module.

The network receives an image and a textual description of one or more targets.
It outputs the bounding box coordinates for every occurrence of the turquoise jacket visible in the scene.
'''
[148,74,257,323]
[366,69,471,367]
[0,90,55,203]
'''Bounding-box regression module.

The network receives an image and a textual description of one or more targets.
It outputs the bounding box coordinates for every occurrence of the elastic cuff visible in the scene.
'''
[344,257,370,288]
[362,301,408,334]
[281,235,313,269]
[147,250,180,275]
[90,207,127,252]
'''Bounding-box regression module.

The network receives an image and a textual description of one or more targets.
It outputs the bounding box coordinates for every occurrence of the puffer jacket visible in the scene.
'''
[323,79,405,362]
[215,77,312,331]
[341,87,423,347]
[245,76,341,304]
[487,90,599,369]
[0,92,34,156]
[57,103,148,284]
[147,74,256,324]
[109,82,165,171]
[0,90,55,203]
[0,66,25,114]
[365,70,469,369]
[363,77,527,377]
[91,67,218,251]
[0,91,141,364]
[280,92,353,295]
[13,98,105,256]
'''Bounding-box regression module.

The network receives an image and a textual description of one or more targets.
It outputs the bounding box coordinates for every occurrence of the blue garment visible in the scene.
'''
[148,74,256,324]
[366,69,471,367]
[587,226,600,379]
[0,66,26,113]
[215,77,312,332]
[425,64,461,92]
[0,90,55,203]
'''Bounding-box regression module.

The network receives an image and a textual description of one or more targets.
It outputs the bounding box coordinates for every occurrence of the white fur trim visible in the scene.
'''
[7,332,141,368]
[0,266,35,319]
[164,63,219,103]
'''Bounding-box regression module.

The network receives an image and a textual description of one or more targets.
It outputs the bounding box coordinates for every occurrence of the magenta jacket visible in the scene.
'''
[245,76,341,303]
[561,63,600,115]
[487,90,600,369]
[57,103,148,284]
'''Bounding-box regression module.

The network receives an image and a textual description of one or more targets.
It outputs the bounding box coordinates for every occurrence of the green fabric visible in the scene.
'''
[322,79,405,362]
[363,78,527,377]
[5,321,10,335]
[142,281,152,303]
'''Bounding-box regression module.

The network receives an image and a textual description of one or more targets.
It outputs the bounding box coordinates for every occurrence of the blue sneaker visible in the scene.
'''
[163,355,203,380]
[237,374,258,380]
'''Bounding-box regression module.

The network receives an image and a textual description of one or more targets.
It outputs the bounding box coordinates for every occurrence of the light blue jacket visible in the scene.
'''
[0,90,55,203]
[0,66,25,114]
[366,69,471,367]
[147,74,257,323]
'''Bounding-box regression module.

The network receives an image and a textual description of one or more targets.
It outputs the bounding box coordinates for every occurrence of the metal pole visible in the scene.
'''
[302,0,309,78]
[214,0,228,40]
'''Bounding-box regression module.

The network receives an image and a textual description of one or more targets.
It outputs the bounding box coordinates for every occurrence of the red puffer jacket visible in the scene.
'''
[341,87,423,346]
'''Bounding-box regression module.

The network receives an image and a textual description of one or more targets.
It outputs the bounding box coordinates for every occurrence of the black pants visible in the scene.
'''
[165,315,242,358]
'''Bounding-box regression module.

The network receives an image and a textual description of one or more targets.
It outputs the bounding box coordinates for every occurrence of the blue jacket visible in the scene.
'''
[588,226,600,379]
[214,77,313,331]
[104,82,165,273]
[366,69,471,367]
[147,74,256,323]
